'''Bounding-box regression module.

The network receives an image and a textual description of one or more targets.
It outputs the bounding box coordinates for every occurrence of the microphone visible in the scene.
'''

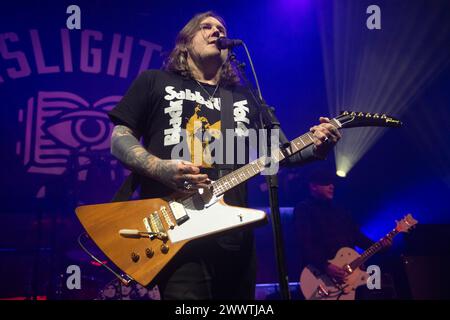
[216,37,243,50]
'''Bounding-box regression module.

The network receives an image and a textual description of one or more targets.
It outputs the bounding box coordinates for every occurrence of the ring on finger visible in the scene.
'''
[183,180,192,190]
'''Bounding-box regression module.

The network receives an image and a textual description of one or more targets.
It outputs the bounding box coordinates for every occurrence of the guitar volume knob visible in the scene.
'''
[131,252,140,263]
[145,248,154,258]
[160,244,169,254]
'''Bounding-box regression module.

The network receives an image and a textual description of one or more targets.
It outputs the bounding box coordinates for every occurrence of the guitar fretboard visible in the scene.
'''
[349,229,398,270]
[212,119,341,196]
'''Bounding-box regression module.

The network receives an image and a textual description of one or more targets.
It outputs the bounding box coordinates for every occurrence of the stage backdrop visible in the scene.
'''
[1,0,450,298]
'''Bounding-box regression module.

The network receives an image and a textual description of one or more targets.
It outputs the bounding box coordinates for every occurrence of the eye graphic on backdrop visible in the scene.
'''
[43,110,113,151]
[17,91,122,176]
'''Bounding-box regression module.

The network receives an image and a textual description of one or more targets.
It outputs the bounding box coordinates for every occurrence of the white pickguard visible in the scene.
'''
[300,247,369,300]
[167,192,266,243]
[300,265,356,300]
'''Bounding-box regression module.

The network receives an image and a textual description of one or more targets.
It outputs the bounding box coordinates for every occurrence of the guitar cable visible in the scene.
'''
[77,232,134,286]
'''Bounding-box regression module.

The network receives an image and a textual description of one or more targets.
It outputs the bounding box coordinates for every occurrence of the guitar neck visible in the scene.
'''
[212,119,342,196]
[350,229,398,270]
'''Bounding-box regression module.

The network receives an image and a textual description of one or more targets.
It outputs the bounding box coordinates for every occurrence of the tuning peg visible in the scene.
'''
[365,113,372,118]
[358,112,364,117]
[373,113,380,119]
[381,114,387,119]
[342,111,349,115]
[350,111,356,116]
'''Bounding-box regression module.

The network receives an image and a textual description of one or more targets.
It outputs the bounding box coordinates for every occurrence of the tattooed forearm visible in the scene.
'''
[110,125,180,185]
[111,124,210,191]
[111,125,160,178]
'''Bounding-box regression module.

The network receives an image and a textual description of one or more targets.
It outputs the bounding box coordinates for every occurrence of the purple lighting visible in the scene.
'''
[272,0,313,29]
[269,0,313,32]
[278,0,311,10]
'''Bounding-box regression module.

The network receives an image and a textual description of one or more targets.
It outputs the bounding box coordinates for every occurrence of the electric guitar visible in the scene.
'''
[76,111,401,286]
[300,213,418,300]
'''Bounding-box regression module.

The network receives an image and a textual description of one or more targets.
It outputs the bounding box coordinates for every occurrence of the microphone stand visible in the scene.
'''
[229,52,291,300]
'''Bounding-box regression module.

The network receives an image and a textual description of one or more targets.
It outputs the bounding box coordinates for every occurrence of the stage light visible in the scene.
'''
[336,170,346,178]
[316,1,450,175]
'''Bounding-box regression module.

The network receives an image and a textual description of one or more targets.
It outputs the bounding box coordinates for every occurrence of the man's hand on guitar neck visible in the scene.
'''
[325,263,348,284]
[310,117,342,159]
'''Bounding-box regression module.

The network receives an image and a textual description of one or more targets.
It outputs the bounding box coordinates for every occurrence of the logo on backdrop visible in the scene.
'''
[0,26,162,198]
[16,91,121,180]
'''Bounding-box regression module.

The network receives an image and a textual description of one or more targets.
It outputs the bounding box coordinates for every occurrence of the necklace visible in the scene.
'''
[195,79,219,104]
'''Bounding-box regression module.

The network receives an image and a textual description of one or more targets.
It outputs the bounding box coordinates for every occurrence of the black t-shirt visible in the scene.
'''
[108,69,259,206]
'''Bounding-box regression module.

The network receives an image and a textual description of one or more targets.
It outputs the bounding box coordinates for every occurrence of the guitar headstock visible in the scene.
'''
[395,214,418,233]
[335,111,402,129]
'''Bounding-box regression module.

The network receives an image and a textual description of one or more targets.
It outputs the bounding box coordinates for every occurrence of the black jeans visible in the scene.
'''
[156,232,256,300]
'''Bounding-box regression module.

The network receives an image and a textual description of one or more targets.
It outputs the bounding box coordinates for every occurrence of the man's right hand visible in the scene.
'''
[325,263,348,284]
[110,125,210,193]
[153,159,210,192]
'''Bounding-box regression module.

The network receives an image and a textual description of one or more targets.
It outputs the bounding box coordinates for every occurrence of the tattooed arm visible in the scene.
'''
[110,125,210,191]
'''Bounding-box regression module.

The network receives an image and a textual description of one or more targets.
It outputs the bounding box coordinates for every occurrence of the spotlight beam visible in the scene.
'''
[317,0,450,175]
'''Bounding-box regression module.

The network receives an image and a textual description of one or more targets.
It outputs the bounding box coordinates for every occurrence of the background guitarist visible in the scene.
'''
[294,170,392,299]
[107,11,341,300]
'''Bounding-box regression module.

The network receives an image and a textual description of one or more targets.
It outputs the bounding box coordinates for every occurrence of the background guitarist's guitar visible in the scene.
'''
[76,111,401,286]
[300,214,418,300]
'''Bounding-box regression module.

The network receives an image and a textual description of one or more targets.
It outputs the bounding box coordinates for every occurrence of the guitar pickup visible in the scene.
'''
[169,201,189,225]
[143,213,168,241]
[143,217,155,239]
[160,206,175,229]
[150,212,165,234]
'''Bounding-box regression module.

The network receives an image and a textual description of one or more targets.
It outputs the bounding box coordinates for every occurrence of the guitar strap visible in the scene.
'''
[112,78,235,202]
[217,86,235,178]
[111,171,140,202]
